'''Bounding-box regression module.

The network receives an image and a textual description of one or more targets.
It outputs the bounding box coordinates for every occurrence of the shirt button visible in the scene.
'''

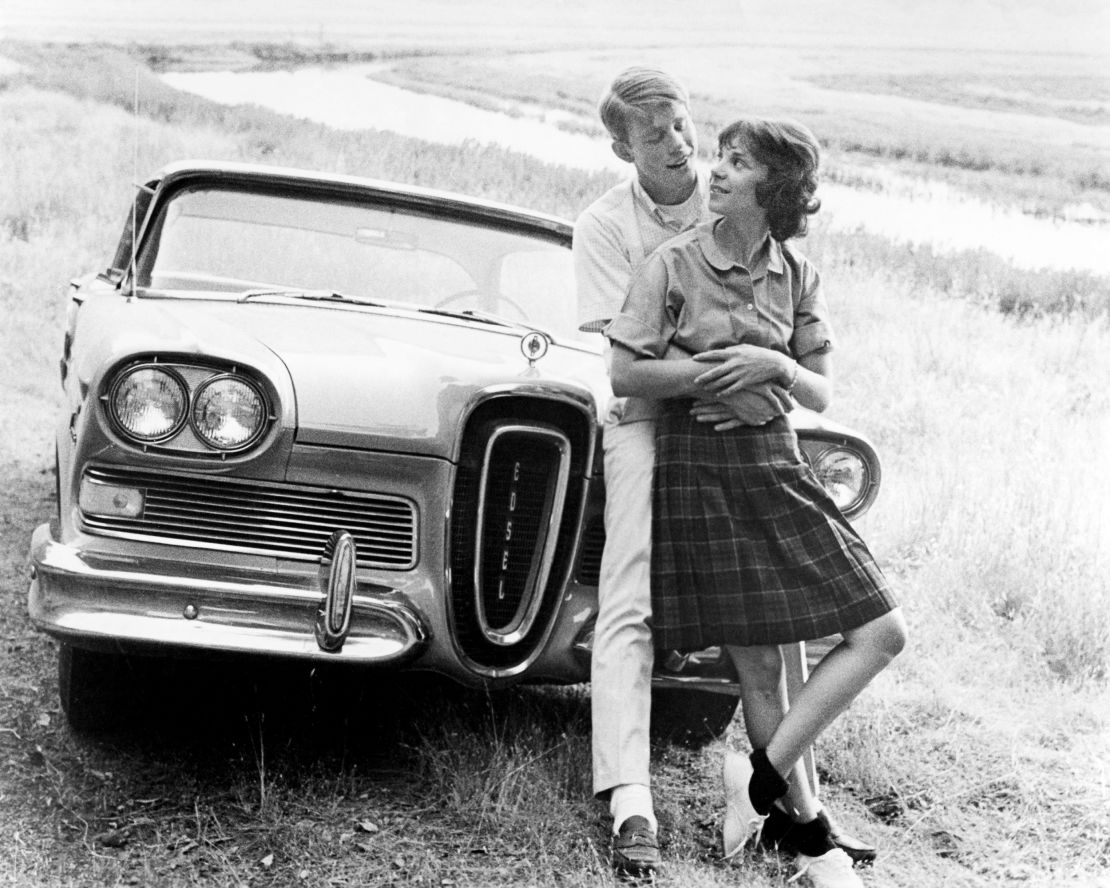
[747,303,755,310]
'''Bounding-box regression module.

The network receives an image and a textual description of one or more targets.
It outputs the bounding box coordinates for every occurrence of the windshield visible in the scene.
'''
[134,185,584,341]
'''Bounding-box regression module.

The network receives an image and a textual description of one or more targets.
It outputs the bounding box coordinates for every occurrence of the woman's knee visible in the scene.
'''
[858,609,908,662]
[728,644,784,690]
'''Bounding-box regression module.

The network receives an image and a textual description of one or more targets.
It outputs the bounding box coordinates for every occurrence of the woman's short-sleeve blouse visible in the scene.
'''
[605,218,835,360]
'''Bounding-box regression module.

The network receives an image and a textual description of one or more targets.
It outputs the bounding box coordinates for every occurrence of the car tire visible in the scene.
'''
[57,643,139,733]
[651,685,741,748]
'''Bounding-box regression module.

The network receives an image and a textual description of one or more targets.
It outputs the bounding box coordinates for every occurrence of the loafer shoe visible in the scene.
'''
[722,751,767,858]
[788,848,864,888]
[612,815,661,876]
[817,808,877,867]
[760,806,877,866]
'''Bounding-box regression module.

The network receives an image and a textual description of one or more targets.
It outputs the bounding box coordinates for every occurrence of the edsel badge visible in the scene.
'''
[520,331,549,365]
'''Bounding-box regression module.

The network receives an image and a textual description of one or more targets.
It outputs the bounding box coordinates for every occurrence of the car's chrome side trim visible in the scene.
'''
[473,425,572,647]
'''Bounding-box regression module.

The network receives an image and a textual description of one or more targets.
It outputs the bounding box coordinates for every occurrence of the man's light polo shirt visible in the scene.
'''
[573,173,711,424]
[573,173,711,332]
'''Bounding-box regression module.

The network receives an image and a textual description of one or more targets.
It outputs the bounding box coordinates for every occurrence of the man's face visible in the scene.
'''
[614,100,698,204]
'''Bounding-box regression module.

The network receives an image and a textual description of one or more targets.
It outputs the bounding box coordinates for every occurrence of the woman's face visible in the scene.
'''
[708,136,768,220]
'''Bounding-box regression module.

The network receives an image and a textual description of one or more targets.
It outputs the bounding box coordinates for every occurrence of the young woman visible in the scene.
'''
[605,118,908,888]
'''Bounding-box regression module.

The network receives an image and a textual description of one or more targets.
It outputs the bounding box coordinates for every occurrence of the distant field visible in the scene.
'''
[372,45,1109,215]
[6,0,1104,216]
[3,0,1107,54]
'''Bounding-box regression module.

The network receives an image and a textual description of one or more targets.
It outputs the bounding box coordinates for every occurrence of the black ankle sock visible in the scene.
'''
[790,816,836,857]
[748,749,789,815]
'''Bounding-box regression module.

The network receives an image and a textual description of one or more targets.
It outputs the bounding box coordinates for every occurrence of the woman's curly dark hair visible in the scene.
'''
[717,117,821,241]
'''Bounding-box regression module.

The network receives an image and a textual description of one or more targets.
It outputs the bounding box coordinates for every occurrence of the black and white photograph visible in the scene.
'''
[1,2,1107,885]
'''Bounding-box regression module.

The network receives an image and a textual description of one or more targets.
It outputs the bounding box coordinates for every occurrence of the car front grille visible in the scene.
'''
[450,398,592,672]
[79,466,417,569]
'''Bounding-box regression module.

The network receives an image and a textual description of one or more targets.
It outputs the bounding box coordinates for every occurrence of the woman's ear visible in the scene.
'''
[611,140,635,164]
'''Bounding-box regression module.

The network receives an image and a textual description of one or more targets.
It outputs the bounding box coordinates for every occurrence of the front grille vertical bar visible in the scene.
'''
[473,425,571,646]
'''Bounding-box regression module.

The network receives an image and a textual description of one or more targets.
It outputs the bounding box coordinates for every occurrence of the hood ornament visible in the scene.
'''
[520,331,549,367]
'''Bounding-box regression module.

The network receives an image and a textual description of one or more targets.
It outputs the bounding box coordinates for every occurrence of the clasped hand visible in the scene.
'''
[691,344,787,395]
[688,345,793,431]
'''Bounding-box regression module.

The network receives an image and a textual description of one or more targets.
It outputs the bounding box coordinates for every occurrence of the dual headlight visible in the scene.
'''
[106,362,270,453]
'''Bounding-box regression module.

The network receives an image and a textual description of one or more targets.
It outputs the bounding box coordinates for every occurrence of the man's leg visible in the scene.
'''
[590,412,658,873]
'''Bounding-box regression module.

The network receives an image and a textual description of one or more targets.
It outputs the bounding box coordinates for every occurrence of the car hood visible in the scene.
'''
[94,297,609,459]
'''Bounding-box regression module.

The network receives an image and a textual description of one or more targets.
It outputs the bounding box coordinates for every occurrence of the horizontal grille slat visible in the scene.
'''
[80,466,417,569]
[141,504,414,538]
[144,497,412,522]
[140,486,413,515]
[100,513,413,550]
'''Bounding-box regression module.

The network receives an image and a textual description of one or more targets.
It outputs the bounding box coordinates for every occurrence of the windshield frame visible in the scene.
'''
[123,166,584,341]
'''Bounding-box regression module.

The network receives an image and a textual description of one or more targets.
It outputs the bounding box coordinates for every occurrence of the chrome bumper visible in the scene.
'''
[27,523,428,663]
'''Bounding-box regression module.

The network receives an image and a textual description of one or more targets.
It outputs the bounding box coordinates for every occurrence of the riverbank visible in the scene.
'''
[96,34,1110,225]
[158,60,1110,281]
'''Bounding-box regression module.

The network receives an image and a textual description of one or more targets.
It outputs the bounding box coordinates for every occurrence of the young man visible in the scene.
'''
[574,68,878,879]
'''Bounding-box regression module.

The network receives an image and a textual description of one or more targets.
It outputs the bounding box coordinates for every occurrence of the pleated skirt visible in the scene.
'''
[651,402,897,651]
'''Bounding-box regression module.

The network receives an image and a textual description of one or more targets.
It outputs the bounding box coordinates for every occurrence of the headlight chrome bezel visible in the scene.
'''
[106,364,190,444]
[190,373,269,452]
[798,437,881,520]
[102,358,274,458]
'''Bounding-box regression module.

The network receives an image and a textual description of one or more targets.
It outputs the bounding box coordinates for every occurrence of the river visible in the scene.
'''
[162,65,1110,276]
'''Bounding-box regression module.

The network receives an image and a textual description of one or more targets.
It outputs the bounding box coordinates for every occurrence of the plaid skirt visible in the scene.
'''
[651,401,897,651]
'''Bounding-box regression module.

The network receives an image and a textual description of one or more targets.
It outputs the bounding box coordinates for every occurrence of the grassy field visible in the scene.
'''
[1,30,1109,888]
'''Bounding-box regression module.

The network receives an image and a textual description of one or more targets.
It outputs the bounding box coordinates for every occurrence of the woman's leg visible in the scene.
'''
[765,608,908,777]
[727,644,821,822]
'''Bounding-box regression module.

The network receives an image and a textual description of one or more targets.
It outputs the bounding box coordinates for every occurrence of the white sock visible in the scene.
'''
[609,783,657,835]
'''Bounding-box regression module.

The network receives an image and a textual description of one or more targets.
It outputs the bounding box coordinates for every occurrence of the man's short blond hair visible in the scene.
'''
[598,67,690,142]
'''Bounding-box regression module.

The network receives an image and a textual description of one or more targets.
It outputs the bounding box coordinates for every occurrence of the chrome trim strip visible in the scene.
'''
[649,674,742,697]
[315,530,356,652]
[28,527,427,664]
[473,424,571,647]
[452,385,599,465]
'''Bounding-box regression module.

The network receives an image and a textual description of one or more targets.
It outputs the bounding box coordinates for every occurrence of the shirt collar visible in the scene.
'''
[698,219,785,279]
[631,171,708,227]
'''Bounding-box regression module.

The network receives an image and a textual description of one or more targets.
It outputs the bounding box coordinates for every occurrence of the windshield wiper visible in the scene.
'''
[413,306,509,326]
[417,307,559,342]
[238,288,383,307]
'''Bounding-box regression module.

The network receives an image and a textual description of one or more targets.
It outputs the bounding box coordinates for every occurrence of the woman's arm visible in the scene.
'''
[611,342,804,423]
[791,349,833,413]
[692,344,833,412]
[609,342,703,398]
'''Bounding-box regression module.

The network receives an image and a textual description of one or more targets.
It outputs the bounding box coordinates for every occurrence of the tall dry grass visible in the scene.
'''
[1,42,1108,887]
[808,266,1110,884]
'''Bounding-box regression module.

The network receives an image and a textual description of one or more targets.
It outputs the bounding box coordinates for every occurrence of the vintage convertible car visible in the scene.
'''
[28,161,882,737]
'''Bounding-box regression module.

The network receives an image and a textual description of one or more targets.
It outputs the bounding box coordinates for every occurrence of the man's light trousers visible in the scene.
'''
[591,407,656,797]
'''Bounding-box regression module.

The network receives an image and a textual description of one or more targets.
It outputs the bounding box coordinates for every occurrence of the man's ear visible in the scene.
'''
[611,140,634,164]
